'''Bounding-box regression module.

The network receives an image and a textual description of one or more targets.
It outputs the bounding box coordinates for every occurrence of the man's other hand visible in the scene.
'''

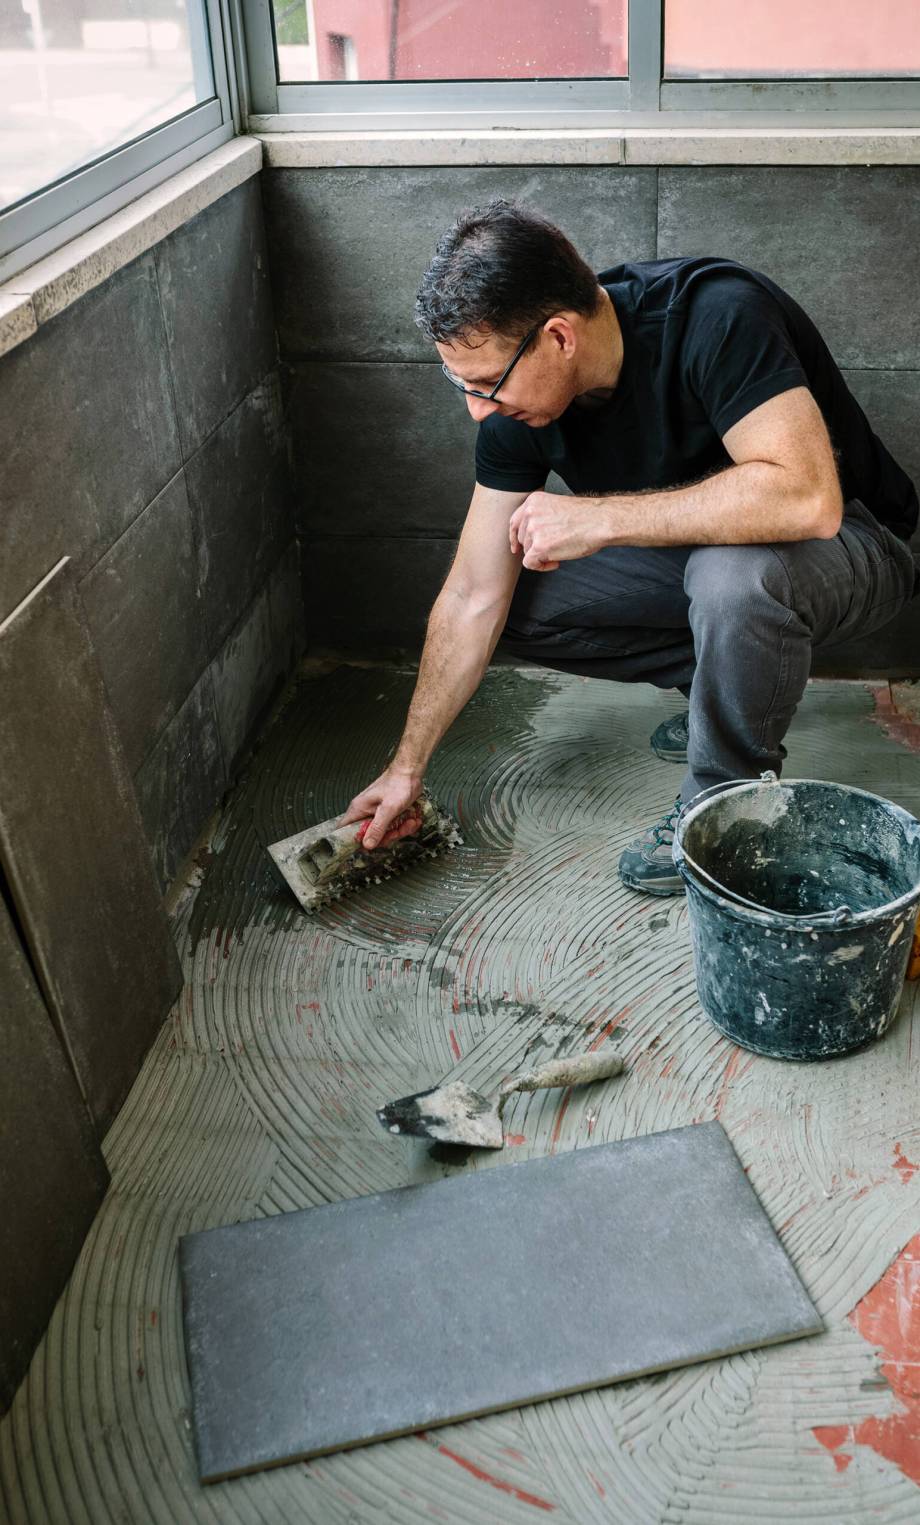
[339,769,424,851]
[509,491,608,571]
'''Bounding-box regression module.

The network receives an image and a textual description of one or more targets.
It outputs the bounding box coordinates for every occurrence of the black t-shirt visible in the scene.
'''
[475,257,918,541]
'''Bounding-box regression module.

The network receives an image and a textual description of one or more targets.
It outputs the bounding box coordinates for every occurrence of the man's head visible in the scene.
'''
[415,199,609,428]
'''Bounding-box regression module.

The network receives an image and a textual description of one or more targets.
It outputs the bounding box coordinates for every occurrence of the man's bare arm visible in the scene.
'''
[510,388,844,569]
[341,483,528,847]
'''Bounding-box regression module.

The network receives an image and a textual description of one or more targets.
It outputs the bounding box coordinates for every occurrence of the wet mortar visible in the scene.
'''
[2,667,920,1523]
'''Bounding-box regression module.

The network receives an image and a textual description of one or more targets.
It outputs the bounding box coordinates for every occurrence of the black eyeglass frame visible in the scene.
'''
[440,323,541,401]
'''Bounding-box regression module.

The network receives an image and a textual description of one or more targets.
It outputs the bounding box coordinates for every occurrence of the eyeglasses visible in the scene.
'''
[440,323,540,401]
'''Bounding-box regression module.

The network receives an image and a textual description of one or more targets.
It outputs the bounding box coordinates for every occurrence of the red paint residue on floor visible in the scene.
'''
[548,1089,573,1156]
[448,1028,462,1061]
[417,1433,556,1511]
[586,1470,606,1498]
[869,684,920,756]
[893,1143,919,1184]
[505,1133,526,1146]
[813,1232,920,1486]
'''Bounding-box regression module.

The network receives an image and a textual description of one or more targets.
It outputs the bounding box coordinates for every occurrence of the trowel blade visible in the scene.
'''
[377,1080,505,1149]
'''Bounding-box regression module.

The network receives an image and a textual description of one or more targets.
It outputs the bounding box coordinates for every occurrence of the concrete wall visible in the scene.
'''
[263,164,920,675]
[0,176,305,888]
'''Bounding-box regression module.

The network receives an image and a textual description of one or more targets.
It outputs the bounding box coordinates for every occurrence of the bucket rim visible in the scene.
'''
[674,775,920,931]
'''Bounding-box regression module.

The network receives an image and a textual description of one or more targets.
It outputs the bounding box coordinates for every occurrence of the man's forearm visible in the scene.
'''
[596,460,841,547]
[392,585,508,774]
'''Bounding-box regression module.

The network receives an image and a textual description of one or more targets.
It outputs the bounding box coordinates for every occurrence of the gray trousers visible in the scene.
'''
[499,499,919,802]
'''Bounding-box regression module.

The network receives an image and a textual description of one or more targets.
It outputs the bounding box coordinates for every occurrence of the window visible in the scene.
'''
[0,0,236,282]
[246,0,920,126]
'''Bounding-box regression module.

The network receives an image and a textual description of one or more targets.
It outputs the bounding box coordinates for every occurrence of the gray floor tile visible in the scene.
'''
[180,1121,820,1481]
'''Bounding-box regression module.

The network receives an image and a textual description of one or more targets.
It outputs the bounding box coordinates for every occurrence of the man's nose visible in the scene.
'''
[466,394,501,423]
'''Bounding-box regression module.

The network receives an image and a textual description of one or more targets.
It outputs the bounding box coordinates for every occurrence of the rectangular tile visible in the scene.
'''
[0,893,108,1414]
[657,167,920,369]
[304,537,457,650]
[268,538,308,673]
[180,1121,821,1482]
[0,254,181,620]
[0,559,183,1133]
[185,374,295,657]
[155,177,278,460]
[289,362,477,539]
[209,575,287,778]
[264,166,658,361]
[133,667,227,891]
[79,472,207,775]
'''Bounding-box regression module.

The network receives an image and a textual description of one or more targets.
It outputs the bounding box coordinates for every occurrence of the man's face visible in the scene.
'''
[435,323,576,429]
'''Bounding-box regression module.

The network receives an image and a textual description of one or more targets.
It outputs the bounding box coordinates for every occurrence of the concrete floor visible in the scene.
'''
[3,664,920,1523]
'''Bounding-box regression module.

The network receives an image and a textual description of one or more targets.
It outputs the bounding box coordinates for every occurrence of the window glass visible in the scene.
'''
[274,0,627,85]
[665,0,920,78]
[1,0,215,214]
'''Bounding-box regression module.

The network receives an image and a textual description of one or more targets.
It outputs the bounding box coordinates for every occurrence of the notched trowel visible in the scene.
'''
[378,1052,627,1149]
[267,790,462,913]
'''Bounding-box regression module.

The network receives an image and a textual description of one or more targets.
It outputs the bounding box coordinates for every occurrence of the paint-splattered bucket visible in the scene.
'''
[673,774,920,1060]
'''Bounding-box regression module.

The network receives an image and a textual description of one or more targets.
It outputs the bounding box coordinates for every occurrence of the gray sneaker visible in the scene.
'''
[650,710,689,763]
[618,799,685,896]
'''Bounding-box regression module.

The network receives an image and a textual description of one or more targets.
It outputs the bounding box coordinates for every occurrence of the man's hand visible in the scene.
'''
[339,767,424,851]
[509,492,609,572]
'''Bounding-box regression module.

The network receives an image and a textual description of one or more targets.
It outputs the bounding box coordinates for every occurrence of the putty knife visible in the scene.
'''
[377,1051,626,1149]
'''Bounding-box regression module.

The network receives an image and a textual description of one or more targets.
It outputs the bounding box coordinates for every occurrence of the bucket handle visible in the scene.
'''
[676,773,854,927]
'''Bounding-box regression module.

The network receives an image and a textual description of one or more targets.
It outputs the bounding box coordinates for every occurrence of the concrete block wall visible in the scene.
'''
[0,177,305,889]
[263,164,920,675]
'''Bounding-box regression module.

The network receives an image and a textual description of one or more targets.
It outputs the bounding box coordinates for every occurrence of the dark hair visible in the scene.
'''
[414,198,602,346]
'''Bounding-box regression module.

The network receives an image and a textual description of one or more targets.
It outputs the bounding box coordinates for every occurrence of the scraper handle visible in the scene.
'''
[497,1051,625,1108]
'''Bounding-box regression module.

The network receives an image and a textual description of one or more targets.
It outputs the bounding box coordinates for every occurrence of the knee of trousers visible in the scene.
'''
[683,544,794,624]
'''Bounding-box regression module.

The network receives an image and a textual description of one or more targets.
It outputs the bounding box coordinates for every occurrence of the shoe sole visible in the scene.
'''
[618,871,685,897]
[650,743,687,763]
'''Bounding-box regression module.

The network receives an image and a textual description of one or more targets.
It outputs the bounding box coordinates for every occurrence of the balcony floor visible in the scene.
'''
[3,663,920,1523]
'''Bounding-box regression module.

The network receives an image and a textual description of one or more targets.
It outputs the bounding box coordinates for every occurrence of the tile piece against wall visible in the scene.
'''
[0,254,181,621]
[288,362,477,540]
[657,167,920,370]
[185,373,295,657]
[0,892,109,1415]
[79,471,206,775]
[0,558,182,1133]
[264,166,659,362]
[304,536,457,650]
[155,177,278,461]
[133,667,227,891]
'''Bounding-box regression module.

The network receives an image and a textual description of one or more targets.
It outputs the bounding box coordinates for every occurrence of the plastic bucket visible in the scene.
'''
[672,774,920,1060]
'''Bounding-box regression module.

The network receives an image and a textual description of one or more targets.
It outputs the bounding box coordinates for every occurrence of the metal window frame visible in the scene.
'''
[240,0,920,129]
[0,0,242,282]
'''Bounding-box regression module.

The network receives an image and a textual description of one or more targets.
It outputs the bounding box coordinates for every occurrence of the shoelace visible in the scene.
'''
[651,799,682,847]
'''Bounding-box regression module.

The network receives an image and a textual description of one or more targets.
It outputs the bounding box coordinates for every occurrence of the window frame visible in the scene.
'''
[0,0,242,283]
[241,0,920,128]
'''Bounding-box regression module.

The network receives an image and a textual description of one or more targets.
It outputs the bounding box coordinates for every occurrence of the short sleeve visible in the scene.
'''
[687,280,809,439]
[475,414,549,493]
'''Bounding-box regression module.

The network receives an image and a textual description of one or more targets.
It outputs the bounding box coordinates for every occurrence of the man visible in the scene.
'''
[343,199,919,895]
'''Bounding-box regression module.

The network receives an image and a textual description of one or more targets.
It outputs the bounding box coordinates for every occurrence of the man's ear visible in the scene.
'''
[543,315,577,356]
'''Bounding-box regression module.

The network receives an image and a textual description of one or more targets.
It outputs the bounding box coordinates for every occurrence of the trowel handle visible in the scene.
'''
[497,1051,625,1108]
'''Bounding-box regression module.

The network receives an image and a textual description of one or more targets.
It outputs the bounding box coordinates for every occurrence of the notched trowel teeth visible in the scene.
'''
[267,790,463,913]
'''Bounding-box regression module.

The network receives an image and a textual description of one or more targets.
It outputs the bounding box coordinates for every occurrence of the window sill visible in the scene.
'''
[0,138,261,362]
[253,124,920,169]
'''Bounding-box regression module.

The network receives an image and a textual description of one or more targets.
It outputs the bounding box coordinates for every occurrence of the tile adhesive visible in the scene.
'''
[2,666,920,1523]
